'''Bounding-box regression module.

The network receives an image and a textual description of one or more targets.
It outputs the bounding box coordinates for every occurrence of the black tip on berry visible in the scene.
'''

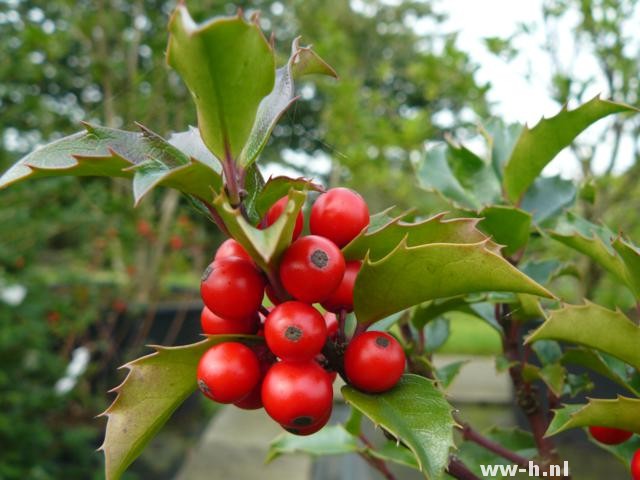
[284,325,303,342]
[310,249,329,268]
[375,336,390,348]
[201,264,213,282]
[292,415,314,426]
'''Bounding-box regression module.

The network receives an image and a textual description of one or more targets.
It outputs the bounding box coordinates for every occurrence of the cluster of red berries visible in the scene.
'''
[195,187,406,435]
[588,426,639,478]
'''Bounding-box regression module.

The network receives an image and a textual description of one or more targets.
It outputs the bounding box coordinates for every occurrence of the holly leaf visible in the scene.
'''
[167,6,275,163]
[589,433,640,470]
[354,239,553,326]
[434,360,468,389]
[550,213,640,298]
[238,37,336,167]
[520,175,576,225]
[416,141,501,210]
[368,442,420,470]
[477,205,531,256]
[503,96,639,203]
[342,375,456,480]
[481,118,523,179]
[561,348,640,396]
[213,189,306,271]
[265,425,359,463]
[251,175,323,220]
[99,335,261,480]
[526,302,640,371]
[343,212,501,262]
[546,396,640,436]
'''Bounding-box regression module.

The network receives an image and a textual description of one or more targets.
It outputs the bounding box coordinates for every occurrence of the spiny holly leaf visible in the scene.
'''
[477,205,531,256]
[342,375,456,480]
[520,175,576,225]
[562,348,640,396]
[550,213,640,298]
[168,126,222,170]
[522,363,566,397]
[213,189,306,271]
[265,425,359,463]
[546,396,640,436]
[242,163,267,225]
[252,175,323,220]
[503,96,639,203]
[368,442,420,470]
[416,141,501,210]
[0,124,138,190]
[354,239,552,326]
[343,212,501,262]
[99,335,261,480]
[167,6,274,163]
[481,118,523,180]
[526,302,640,371]
[238,37,336,167]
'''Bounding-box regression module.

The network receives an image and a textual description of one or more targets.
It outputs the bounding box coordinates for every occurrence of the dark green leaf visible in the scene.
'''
[526,302,640,371]
[477,205,531,256]
[354,239,552,325]
[520,175,576,225]
[167,6,274,163]
[547,396,640,436]
[425,317,450,352]
[434,360,467,389]
[368,442,420,470]
[344,212,501,262]
[532,340,563,365]
[342,375,455,479]
[265,425,359,463]
[503,96,638,203]
[481,118,523,180]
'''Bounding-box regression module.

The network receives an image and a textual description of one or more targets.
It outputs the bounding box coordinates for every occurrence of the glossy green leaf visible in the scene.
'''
[481,118,523,180]
[342,375,455,480]
[368,442,420,470]
[522,363,566,397]
[343,212,501,262]
[241,163,267,225]
[213,189,306,270]
[238,37,336,166]
[503,96,639,203]
[526,302,640,371]
[425,317,451,352]
[253,175,322,219]
[477,205,531,256]
[561,348,640,396]
[411,298,467,330]
[354,239,552,325]
[416,141,501,210]
[520,175,576,225]
[167,6,274,163]
[547,396,640,436]
[550,214,640,297]
[99,335,261,480]
[434,360,467,389]
[265,425,359,463]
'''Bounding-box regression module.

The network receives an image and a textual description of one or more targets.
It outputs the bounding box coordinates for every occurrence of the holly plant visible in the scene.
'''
[2,5,640,480]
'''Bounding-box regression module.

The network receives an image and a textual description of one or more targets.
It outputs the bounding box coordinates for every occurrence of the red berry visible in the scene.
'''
[200,257,265,320]
[265,302,327,361]
[200,306,259,335]
[234,345,276,410]
[261,361,333,429]
[197,342,260,403]
[321,261,361,313]
[588,426,633,445]
[263,196,303,240]
[324,312,339,339]
[279,235,345,303]
[345,331,405,393]
[310,188,369,247]
[169,234,183,250]
[215,238,253,263]
[283,407,332,436]
[632,448,640,480]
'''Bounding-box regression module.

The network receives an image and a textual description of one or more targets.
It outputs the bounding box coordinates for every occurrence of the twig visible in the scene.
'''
[446,457,481,480]
[458,423,529,468]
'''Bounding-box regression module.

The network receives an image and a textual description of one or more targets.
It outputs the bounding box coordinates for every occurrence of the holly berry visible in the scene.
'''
[234,345,276,410]
[279,235,345,303]
[321,261,361,313]
[200,257,265,320]
[324,312,339,339]
[261,361,333,429]
[169,234,183,250]
[197,342,260,404]
[632,448,640,480]
[588,426,633,445]
[344,331,405,393]
[215,238,253,263]
[264,302,327,361]
[263,196,303,240]
[283,407,331,436]
[200,306,259,335]
[310,187,369,247]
